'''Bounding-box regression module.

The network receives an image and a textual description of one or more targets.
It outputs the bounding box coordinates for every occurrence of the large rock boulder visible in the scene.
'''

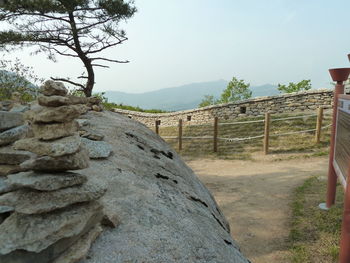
[75,111,249,263]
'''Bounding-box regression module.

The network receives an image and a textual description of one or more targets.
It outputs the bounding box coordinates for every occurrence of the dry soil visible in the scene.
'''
[187,155,329,263]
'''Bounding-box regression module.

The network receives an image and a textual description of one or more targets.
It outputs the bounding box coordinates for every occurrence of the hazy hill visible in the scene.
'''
[104,80,279,111]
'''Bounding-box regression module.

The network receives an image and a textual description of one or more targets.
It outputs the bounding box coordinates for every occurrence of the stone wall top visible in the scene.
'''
[112,89,333,118]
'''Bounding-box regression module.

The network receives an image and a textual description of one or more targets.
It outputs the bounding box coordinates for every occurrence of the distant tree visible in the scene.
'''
[0,57,43,101]
[219,77,252,103]
[199,95,217,107]
[277,80,312,93]
[0,0,136,97]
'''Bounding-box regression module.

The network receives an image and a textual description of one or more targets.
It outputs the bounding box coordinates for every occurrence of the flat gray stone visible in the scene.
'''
[14,135,81,157]
[0,205,14,214]
[25,105,88,123]
[0,201,103,255]
[9,104,30,113]
[0,177,13,194]
[0,165,25,177]
[40,80,68,97]
[81,132,104,141]
[0,148,35,165]
[81,138,112,159]
[0,181,106,214]
[0,111,24,132]
[38,95,70,107]
[32,121,78,141]
[0,125,29,146]
[6,171,87,191]
[20,147,89,172]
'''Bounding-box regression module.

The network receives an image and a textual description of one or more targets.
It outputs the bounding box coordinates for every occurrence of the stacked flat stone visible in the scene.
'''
[0,80,106,263]
[0,110,31,177]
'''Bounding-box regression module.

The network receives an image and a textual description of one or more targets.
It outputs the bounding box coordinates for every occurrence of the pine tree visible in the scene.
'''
[0,0,136,96]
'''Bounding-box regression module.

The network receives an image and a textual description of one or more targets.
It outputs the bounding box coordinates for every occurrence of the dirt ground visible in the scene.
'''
[186,155,329,263]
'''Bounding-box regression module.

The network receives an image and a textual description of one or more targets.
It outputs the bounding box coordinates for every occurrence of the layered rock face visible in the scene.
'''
[0,81,107,263]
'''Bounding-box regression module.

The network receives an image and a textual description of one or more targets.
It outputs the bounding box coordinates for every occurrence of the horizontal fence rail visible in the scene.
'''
[155,108,332,155]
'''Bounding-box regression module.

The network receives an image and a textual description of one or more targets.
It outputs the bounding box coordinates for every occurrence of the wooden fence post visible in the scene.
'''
[315,107,324,143]
[178,119,183,151]
[263,112,270,154]
[213,117,218,153]
[155,120,159,135]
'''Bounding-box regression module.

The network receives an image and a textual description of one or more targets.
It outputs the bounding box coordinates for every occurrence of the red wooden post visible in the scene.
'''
[339,166,350,263]
[326,68,350,208]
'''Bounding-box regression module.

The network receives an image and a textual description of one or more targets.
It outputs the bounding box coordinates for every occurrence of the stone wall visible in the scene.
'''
[112,89,333,127]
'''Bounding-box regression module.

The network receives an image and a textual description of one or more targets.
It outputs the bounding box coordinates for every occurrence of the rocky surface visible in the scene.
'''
[81,138,112,159]
[75,110,249,263]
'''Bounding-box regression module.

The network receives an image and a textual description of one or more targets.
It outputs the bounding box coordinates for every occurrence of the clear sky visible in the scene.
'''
[4,0,350,93]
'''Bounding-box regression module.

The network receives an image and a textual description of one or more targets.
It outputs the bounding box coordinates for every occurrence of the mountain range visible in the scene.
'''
[104,80,280,111]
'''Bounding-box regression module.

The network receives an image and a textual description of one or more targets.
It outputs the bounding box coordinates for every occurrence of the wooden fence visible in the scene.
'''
[154,107,331,155]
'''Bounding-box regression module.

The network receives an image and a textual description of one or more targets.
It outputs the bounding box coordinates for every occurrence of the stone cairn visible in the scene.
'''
[0,80,107,263]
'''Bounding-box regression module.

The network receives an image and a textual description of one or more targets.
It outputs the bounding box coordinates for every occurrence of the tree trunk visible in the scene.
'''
[83,59,95,97]
[68,11,95,97]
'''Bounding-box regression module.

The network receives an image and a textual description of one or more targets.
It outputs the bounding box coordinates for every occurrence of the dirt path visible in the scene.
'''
[186,156,329,263]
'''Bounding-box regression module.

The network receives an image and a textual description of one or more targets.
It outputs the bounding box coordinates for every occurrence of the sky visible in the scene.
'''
[3,0,350,94]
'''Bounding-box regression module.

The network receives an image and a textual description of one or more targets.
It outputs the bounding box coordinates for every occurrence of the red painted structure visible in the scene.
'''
[326,67,350,263]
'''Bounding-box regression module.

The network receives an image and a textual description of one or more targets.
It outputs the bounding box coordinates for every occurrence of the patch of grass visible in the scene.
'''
[288,176,343,263]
